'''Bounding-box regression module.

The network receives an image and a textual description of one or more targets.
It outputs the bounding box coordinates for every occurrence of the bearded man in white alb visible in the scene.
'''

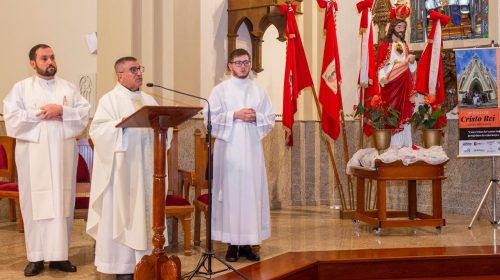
[3,44,90,277]
[87,57,171,280]
[205,48,275,263]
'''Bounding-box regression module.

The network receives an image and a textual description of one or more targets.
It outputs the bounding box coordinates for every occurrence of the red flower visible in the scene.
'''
[424,94,436,105]
[353,95,400,130]
[370,94,382,107]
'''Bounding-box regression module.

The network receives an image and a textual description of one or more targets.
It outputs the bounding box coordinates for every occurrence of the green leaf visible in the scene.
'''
[411,103,446,129]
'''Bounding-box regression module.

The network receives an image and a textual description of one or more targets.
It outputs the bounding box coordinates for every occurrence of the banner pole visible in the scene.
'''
[310,86,348,211]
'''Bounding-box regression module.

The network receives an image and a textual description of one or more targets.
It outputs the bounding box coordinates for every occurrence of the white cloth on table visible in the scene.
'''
[346,146,449,175]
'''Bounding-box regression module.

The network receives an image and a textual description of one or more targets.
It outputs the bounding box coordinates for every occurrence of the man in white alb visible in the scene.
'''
[204,48,275,262]
[3,44,90,277]
[87,57,171,280]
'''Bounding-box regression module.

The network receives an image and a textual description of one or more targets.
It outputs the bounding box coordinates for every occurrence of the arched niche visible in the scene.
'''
[227,0,302,73]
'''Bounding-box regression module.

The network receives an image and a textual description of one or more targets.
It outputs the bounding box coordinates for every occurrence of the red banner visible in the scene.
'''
[317,0,343,140]
[280,4,314,146]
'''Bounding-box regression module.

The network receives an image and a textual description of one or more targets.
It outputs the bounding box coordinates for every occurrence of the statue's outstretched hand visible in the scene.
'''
[380,77,389,87]
[408,54,416,64]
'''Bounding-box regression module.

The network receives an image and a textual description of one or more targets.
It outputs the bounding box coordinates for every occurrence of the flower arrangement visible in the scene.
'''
[353,94,400,130]
[410,102,446,129]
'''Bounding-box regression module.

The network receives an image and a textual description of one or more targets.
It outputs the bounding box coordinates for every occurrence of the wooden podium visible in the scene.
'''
[116,106,202,280]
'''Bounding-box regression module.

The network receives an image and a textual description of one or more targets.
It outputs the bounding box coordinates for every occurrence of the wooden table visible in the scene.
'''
[352,160,447,233]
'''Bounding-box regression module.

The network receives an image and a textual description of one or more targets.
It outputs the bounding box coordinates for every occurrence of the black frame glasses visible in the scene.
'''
[230,60,251,67]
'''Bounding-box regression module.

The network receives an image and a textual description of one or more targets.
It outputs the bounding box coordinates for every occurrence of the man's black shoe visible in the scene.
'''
[239,245,260,261]
[48,260,77,272]
[116,274,134,280]
[225,245,239,262]
[24,261,44,277]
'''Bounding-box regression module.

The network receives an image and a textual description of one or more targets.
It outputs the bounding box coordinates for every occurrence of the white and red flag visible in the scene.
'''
[356,0,379,136]
[280,4,314,146]
[317,0,343,140]
[415,10,450,128]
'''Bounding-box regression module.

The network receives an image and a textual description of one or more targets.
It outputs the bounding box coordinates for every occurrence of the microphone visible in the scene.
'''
[146,83,212,132]
[146,83,209,106]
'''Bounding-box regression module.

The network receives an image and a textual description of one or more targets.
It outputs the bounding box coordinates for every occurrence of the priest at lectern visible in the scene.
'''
[86,56,172,280]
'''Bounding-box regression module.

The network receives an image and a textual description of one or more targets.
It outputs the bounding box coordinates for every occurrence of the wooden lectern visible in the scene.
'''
[116,106,202,280]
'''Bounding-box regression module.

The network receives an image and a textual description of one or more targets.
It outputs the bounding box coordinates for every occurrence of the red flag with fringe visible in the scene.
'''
[356,0,379,136]
[317,0,343,140]
[280,4,314,146]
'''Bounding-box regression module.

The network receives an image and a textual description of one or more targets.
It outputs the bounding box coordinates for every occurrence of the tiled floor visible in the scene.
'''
[1,205,499,279]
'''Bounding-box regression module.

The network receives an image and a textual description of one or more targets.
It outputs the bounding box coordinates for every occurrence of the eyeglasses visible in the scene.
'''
[120,66,145,75]
[230,60,251,67]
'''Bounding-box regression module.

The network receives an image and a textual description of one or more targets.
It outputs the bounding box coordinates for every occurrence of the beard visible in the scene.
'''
[394,31,405,41]
[36,65,57,77]
[233,70,250,79]
[234,73,249,79]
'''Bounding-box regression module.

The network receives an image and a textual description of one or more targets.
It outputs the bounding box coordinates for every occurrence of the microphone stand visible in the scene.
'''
[146,83,248,279]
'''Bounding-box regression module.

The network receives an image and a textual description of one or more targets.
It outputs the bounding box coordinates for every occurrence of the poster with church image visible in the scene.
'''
[456,47,500,157]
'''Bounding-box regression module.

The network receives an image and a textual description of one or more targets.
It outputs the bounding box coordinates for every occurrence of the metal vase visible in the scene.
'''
[422,128,442,148]
[372,129,392,154]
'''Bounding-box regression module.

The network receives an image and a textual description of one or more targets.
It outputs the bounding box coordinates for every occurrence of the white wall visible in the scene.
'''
[0,0,97,112]
[256,27,287,118]
[200,1,228,102]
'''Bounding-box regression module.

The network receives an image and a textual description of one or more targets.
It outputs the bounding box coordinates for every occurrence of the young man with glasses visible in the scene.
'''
[204,48,275,263]
[87,56,171,280]
[3,44,90,277]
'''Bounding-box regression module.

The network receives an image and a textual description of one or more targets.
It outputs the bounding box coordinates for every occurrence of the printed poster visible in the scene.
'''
[456,47,500,157]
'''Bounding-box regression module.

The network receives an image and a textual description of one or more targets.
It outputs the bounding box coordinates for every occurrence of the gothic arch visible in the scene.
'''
[227,0,302,73]
[234,17,254,36]
[470,79,483,95]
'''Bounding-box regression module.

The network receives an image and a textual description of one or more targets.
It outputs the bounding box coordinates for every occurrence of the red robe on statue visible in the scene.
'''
[377,41,415,132]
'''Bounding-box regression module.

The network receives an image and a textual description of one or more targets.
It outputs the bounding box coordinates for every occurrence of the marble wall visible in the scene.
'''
[0,119,497,223]
[176,118,498,216]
